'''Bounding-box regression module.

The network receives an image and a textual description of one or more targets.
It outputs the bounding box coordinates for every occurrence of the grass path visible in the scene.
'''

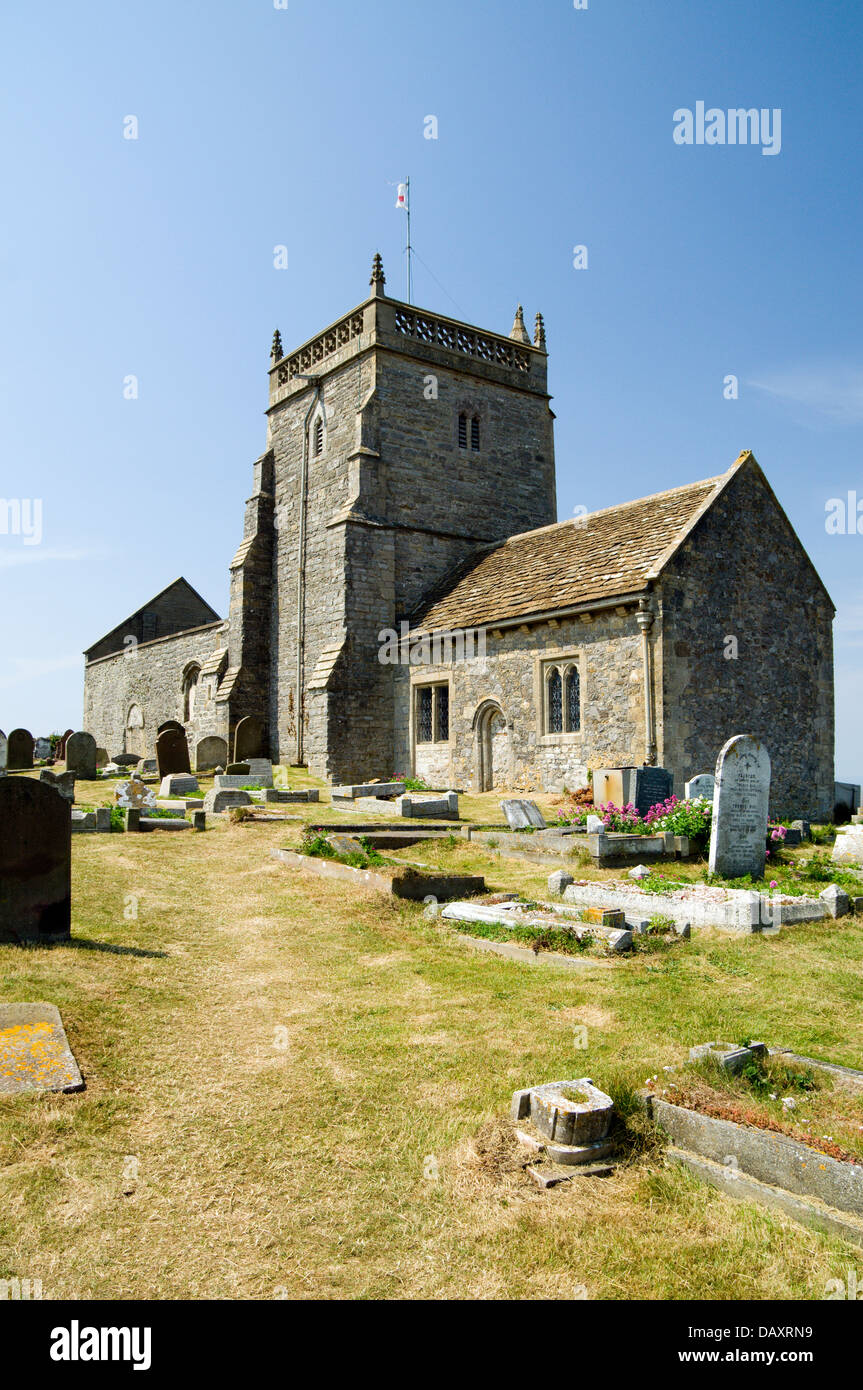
[2,818,862,1299]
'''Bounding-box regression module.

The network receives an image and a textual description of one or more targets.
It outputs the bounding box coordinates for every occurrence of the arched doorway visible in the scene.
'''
[473,700,507,792]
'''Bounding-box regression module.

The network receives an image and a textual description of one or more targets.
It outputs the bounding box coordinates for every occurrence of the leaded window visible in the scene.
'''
[542,658,582,735]
[548,669,563,733]
[566,667,581,732]
[415,683,450,744]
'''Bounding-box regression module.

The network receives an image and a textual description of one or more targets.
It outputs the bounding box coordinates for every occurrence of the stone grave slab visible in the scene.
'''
[203,788,252,813]
[65,731,97,779]
[159,773,199,797]
[332,781,406,800]
[500,799,547,830]
[215,773,272,790]
[832,828,863,867]
[0,1003,84,1094]
[708,735,771,880]
[0,778,71,943]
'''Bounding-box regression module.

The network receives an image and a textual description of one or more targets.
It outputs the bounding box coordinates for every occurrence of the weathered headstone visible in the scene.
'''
[33,736,52,762]
[155,727,191,778]
[57,729,74,758]
[112,753,141,768]
[157,720,185,735]
[633,766,674,816]
[0,729,6,775]
[95,807,112,833]
[500,799,547,830]
[246,758,273,778]
[95,747,108,766]
[39,768,76,803]
[65,731,97,779]
[233,715,265,762]
[7,728,34,770]
[192,810,206,831]
[226,762,251,776]
[708,735,770,880]
[114,775,157,812]
[159,773,199,797]
[195,736,228,772]
[684,773,715,801]
[0,778,71,942]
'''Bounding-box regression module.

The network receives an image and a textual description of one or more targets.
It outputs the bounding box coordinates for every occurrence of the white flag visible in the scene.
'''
[395,182,408,211]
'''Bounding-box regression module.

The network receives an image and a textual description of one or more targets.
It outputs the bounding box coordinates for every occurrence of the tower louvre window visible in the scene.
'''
[470,416,480,451]
[313,418,324,456]
[457,413,468,449]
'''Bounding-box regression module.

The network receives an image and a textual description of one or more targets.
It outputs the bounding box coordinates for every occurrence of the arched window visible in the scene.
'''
[547,669,563,734]
[182,665,201,722]
[565,666,581,732]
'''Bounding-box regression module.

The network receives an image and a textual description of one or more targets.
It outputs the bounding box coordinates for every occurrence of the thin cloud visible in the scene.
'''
[748,367,863,424]
[0,654,81,692]
[0,547,94,569]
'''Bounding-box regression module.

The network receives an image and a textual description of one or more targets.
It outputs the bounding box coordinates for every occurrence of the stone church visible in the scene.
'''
[83,255,835,817]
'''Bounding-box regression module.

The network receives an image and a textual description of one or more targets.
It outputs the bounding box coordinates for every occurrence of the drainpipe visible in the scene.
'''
[637,596,657,766]
[295,376,322,765]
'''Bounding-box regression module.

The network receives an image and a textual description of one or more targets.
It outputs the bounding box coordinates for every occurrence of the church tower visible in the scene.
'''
[226,255,556,781]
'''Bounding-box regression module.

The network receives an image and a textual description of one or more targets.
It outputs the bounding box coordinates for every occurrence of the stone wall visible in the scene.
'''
[83,622,227,762]
[393,605,649,793]
[658,460,834,818]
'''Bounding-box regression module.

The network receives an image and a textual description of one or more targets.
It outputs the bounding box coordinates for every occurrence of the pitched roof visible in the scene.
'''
[409,469,732,633]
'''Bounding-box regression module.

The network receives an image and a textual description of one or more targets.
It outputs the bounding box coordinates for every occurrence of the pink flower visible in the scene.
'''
[769,880,778,888]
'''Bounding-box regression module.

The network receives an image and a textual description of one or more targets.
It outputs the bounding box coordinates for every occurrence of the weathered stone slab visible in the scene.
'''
[159,773,199,797]
[214,773,272,790]
[689,1040,768,1073]
[203,788,252,813]
[65,731,97,779]
[39,769,76,803]
[138,817,192,831]
[155,727,191,778]
[263,788,319,803]
[195,736,228,772]
[246,758,273,778]
[114,776,157,812]
[226,762,251,775]
[398,792,459,819]
[548,869,574,896]
[332,781,406,800]
[0,1003,83,1094]
[708,734,770,880]
[95,807,112,832]
[500,799,546,830]
[33,736,52,761]
[7,728,34,770]
[71,810,96,832]
[832,827,863,867]
[0,778,71,942]
[820,883,851,918]
[327,834,366,856]
[684,773,715,801]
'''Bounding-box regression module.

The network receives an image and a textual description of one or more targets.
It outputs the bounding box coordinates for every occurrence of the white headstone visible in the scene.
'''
[500,799,547,830]
[708,735,770,880]
[586,814,605,835]
[685,773,715,801]
[114,776,157,811]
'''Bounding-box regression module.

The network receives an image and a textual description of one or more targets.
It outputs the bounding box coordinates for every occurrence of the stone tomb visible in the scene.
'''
[7,728,34,770]
[685,773,715,801]
[195,736,228,772]
[708,735,771,880]
[500,799,547,830]
[0,777,71,943]
[0,1002,84,1094]
[155,727,191,778]
[65,731,97,779]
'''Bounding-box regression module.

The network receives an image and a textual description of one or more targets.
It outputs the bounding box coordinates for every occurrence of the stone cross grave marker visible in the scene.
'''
[685,773,715,801]
[156,727,191,778]
[114,775,157,812]
[7,728,34,769]
[0,777,71,943]
[708,735,770,880]
[65,731,97,779]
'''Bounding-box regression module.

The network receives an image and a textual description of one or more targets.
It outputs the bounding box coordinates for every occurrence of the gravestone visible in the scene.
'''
[40,769,76,803]
[33,736,52,761]
[57,729,74,758]
[0,777,71,943]
[157,720,185,735]
[155,727,191,778]
[246,758,273,778]
[500,799,547,830]
[203,788,252,814]
[95,746,108,766]
[112,753,141,768]
[633,766,673,816]
[7,728,34,770]
[114,775,157,812]
[65,731,97,779]
[708,735,770,880]
[159,773,199,797]
[195,736,228,772]
[233,715,265,762]
[0,730,6,775]
[226,762,251,776]
[685,773,715,801]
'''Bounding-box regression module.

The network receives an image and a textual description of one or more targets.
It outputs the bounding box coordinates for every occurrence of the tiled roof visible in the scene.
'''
[409,470,729,633]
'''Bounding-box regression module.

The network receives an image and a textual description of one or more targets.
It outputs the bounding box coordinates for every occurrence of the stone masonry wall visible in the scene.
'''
[393,606,650,793]
[83,622,227,762]
[658,460,834,819]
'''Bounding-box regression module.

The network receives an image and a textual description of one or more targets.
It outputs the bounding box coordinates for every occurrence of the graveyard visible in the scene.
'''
[2,733,863,1299]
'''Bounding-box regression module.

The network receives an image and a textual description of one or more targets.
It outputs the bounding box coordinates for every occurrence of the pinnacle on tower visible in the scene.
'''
[534,312,547,351]
[509,304,531,345]
[271,328,284,363]
[370,252,386,291]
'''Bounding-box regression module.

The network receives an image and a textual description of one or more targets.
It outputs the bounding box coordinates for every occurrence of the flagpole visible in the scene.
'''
[405,176,412,304]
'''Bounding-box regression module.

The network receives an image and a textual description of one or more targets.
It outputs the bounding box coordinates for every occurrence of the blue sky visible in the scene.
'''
[1,0,861,783]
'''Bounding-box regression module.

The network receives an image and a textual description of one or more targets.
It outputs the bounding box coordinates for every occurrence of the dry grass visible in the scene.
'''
[1,806,862,1300]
